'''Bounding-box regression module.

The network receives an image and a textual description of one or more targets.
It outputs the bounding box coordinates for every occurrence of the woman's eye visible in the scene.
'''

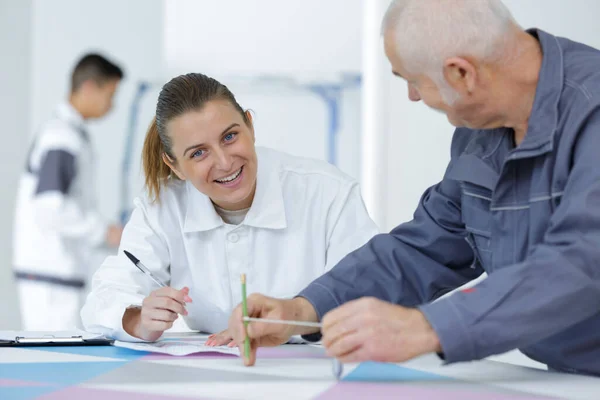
[224,132,237,142]
[191,149,205,158]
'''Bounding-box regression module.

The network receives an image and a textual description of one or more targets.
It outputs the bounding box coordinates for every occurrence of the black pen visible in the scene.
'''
[123,250,167,288]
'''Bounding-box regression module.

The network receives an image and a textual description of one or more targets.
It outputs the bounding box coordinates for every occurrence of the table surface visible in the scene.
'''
[1,333,599,400]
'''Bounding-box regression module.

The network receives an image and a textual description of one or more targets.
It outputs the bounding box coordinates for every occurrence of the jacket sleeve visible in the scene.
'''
[81,196,170,341]
[299,130,484,318]
[419,110,600,363]
[32,147,107,247]
[324,182,380,272]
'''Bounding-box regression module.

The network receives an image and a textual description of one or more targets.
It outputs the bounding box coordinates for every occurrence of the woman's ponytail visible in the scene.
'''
[142,116,174,202]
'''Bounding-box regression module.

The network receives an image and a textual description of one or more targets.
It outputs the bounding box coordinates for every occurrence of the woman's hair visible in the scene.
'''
[142,73,249,201]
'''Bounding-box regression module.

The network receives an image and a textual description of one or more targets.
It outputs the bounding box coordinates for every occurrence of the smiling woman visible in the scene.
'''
[153,102,258,212]
[141,74,259,211]
[81,73,379,343]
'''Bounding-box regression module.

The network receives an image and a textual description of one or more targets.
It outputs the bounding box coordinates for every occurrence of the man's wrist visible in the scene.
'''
[413,308,442,353]
[289,297,319,335]
[428,328,442,353]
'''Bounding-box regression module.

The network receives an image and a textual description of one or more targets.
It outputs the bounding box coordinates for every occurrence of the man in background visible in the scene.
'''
[13,53,124,330]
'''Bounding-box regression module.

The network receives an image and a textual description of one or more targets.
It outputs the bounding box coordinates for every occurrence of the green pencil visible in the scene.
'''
[241,273,250,360]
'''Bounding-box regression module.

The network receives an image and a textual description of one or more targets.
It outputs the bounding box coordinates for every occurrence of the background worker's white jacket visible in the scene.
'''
[82,147,379,340]
[13,102,108,283]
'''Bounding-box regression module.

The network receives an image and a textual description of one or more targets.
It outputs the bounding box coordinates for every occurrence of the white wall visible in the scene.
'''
[359,0,453,231]
[381,0,600,232]
[0,0,32,329]
[164,0,362,77]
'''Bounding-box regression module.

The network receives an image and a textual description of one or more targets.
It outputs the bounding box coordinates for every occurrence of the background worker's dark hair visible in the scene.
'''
[70,53,124,92]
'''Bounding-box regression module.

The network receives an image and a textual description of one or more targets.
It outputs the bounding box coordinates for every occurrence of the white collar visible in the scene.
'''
[56,101,85,131]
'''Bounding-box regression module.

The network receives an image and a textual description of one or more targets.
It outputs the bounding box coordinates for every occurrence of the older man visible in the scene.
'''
[229,0,600,376]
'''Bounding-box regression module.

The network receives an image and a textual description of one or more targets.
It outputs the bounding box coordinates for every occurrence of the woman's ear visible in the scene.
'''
[162,153,186,180]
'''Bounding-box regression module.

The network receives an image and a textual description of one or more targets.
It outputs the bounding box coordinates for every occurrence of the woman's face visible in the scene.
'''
[164,100,258,211]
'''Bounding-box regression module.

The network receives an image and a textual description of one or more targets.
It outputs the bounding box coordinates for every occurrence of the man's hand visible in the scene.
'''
[321,297,441,363]
[228,294,319,366]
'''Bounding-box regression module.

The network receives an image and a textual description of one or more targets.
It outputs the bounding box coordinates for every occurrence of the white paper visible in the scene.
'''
[0,329,105,341]
[113,338,241,356]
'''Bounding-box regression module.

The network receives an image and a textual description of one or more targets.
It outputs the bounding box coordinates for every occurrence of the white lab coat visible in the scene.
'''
[13,102,108,330]
[82,147,379,340]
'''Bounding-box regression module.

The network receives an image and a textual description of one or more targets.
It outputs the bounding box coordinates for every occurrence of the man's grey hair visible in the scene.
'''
[382,0,519,104]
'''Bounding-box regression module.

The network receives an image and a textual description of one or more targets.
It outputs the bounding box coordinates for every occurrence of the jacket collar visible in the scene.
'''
[56,101,85,130]
[513,28,564,156]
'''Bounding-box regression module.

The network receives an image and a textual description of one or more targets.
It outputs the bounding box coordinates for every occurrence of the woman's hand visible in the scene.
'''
[123,286,192,341]
[206,329,237,348]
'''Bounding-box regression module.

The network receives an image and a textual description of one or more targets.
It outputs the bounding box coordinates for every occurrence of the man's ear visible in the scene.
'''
[78,79,102,94]
[162,153,186,180]
[442,56,477,95]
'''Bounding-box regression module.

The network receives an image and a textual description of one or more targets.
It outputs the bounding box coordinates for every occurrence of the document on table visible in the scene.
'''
[113,337,240,356]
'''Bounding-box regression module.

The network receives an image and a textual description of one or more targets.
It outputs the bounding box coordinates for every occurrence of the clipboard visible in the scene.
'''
[0,334,114,347]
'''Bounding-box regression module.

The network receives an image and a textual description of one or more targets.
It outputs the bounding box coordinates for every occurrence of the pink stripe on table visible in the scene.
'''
[257,347,327,359]
[0,378,50,387]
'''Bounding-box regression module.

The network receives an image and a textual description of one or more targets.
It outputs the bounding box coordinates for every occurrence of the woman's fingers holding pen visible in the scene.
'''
[152,286,192,303]
[181,286,193,303]
[140,317,175,333]
[136,287,193,340]
[139,303,177,334]
[145,292,188,316]
[142,309,177,325]
[152,286,192,305]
